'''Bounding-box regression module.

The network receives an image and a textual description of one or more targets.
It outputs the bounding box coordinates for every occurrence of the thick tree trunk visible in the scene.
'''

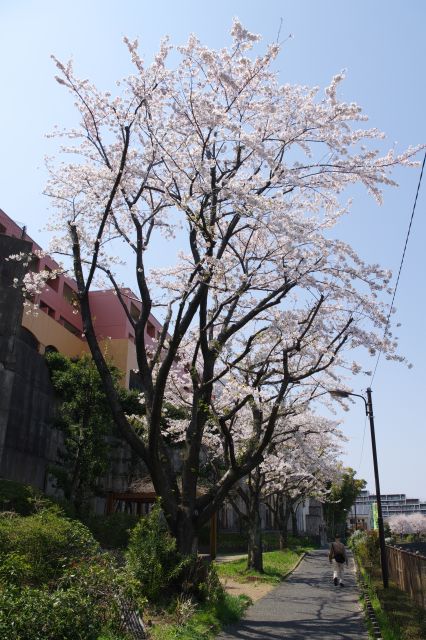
[247,508,263,572]
[290,502,299,537]
[173,508,198,556]
[246,470,264,572]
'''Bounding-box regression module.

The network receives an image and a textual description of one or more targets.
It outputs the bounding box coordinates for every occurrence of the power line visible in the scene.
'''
[370,151,426,386]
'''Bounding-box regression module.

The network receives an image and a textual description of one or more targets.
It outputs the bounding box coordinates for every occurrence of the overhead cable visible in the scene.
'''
[370,151,426,386]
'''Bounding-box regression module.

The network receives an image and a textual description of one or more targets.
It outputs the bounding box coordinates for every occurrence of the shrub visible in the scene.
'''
[0,584,100,640]
[125,503,189,601]
[350,529,380,573]
[0,479,78,519]
[348,529,367,550]
[196,563,224,605]
[363,531,380,567]
[0,479,45,515]
[0,546,142,639]
[0,509,99,586]
[173,594,198,626]
[85,512,140,549]
[0,508,142,639]
[60,552,145,610]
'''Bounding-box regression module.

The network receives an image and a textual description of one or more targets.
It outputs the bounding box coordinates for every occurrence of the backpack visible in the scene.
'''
[332,542,345,563]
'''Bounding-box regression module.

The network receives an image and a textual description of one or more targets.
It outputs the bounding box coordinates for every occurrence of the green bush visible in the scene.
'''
[150,591,250,640]
[0,509,99,586]
[348,528,367,550]
[0,508,142,639]
[60,552,145,610]
[0,478,77,518]
[85,512,140,549]
[196,562,224,605]
[350,529,380,573]
[0,479,45,515]
[125,503,189,601]
[0,584,100,640]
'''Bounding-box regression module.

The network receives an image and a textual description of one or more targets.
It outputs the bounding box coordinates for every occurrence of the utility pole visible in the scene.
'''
[330,387,389,588]
[366,387,389,589]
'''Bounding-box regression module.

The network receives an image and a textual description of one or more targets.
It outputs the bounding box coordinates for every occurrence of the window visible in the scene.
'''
[29,255,40,272]
[146,321,155,338]
[59,316,81,337]
[45,267,59,291]
[0,223,6,234]
[63,282,75,303]
[130,302,140,322]
[63,282,80,311]
[40,301,55,318]
[44,345,58,354]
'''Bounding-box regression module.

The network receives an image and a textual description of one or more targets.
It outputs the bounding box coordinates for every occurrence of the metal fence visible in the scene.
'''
[119,599,146,639]
[386,544,426,609]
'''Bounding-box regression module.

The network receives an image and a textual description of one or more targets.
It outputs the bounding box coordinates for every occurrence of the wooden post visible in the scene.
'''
[210,512,217,560]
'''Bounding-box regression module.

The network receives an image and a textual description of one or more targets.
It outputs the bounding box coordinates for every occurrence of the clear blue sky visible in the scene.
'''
[1,0,424,498]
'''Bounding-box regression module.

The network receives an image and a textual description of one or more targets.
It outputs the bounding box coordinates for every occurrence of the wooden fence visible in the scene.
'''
[386,544,426,609]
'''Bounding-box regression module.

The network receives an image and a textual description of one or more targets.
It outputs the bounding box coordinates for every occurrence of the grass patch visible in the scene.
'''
[149,592,250,640]
[216,548,308,585]
[212,531,317,553]
[358,566,426,640]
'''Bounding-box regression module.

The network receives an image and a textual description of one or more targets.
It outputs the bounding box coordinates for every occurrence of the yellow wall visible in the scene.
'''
[22,312,88,358]
[99,338,137,388]
[22,315,137,388]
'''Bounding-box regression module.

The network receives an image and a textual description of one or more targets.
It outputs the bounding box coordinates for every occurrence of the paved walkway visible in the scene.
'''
[215,553,247,564]
[217,549,368,639]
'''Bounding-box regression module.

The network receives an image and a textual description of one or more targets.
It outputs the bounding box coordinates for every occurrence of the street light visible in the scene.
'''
[329,387,389,589]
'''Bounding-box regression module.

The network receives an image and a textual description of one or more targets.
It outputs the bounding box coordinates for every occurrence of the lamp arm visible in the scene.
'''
[348,392,369,416]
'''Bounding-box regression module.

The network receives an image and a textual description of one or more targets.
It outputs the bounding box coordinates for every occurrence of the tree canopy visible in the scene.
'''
[45,352,140,513]
[323,467,366,537]
[15,21,422,552]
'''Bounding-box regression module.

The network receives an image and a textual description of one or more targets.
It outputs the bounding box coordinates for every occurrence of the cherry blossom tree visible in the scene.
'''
[388,513,426,538]
[23,21,422,553]
[228,411,343,570]
[406,513,426,537]
[263,420,344,547]
[388,513,410,537]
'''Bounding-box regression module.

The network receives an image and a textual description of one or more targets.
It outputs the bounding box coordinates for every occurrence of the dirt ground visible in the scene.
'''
[219,577,274,602]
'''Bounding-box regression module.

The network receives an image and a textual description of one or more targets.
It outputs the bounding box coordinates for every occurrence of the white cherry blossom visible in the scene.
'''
[12,22,423,553]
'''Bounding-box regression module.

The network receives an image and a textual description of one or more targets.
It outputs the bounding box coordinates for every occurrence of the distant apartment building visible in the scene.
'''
[348,490,426,530]
[0,208,162,388]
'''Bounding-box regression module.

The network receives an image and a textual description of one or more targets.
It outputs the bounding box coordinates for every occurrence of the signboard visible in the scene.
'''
[370,502,378,530]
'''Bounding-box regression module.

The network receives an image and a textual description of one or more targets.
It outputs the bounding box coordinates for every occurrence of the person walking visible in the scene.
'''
[329,534,348,586]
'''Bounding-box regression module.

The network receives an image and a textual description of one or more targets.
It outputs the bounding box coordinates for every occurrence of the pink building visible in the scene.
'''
[0,208,162,387]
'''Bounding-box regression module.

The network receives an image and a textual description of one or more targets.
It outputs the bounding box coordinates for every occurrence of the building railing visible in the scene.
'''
[386,544,426,609]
